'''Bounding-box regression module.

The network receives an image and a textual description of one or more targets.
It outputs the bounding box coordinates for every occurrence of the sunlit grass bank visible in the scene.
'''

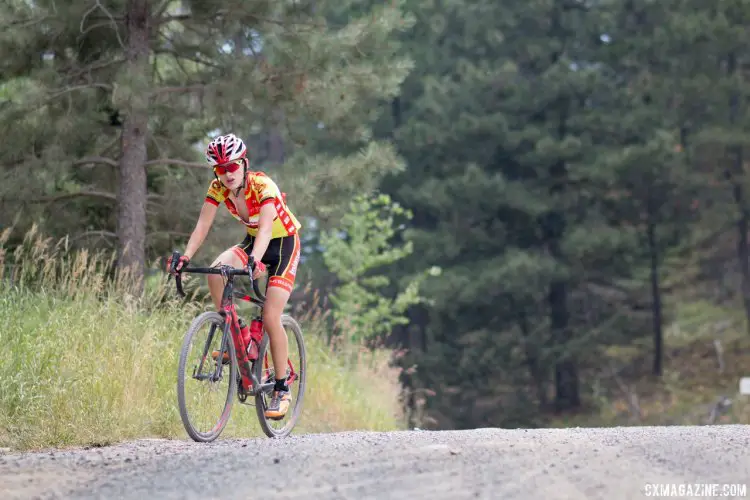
[0,226,406,451]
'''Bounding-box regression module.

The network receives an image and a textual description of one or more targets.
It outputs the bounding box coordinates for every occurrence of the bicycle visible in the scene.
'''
[169,250,307,442]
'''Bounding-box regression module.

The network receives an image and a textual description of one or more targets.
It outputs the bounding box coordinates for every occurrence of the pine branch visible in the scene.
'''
[72,156,207,170]
[151,85,208,95]
[28,190,118,203]
[66,57,126,81]
[71,230,117,242]
[157,14,192,24]
[155,9,320,29]
[6,81,113,118]
[27,190,164,204]
[154,0,174,20]
[152,47,222,69]
[48,83,113,100]
[166,49,193,79]
[80,0,125,50]
[148,230,192,238]
[144,158,208,169]
[2,15,51,29]
[74,230,193,244]
[74,156,118,168]
[245,13,322,29]
[79,20,117,37]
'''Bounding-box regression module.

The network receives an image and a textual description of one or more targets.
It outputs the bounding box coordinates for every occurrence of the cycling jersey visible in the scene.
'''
[204,171,302,238]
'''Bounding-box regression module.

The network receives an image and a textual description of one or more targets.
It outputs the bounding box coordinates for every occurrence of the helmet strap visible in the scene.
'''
[231,162,247,198]
[239,158,248,192]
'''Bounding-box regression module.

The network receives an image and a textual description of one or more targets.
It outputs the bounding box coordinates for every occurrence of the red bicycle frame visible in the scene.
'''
[173,253,297,395]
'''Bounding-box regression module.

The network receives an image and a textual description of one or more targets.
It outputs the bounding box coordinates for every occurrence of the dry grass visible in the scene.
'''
[0,225,406,451]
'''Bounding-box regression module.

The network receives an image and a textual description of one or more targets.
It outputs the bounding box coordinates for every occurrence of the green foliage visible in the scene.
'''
[374,0,681,428]
[320,192,430,343]
[0,0,416,277]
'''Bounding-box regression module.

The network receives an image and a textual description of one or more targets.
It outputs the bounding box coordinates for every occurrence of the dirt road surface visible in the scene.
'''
[1,425,749,499]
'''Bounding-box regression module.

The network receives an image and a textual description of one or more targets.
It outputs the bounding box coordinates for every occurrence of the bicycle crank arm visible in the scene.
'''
[248,372,275,396]
[193,373,219,382]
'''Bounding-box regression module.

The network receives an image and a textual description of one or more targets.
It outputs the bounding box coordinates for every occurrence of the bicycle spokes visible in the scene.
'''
[181,318,234,436]
[192,323,227,383]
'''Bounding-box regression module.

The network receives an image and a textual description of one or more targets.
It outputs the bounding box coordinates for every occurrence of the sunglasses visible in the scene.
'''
[213,160,243,176]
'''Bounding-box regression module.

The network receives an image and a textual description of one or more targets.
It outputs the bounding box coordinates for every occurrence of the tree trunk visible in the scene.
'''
[117,0,150,293]
[519,310,549,411]
[550,277,579,411]
[646,190,664,376]
[726,52,750,334]
[542,198,579,411]
[268,108,285,165]
[392,96,402,129]
[730,156,750,334]
[548,104,579,412]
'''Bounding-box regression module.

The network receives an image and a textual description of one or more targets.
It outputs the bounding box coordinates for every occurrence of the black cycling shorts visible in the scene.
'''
[231,233,301,293]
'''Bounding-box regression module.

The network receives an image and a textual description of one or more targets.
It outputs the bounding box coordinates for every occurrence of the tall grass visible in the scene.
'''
[0,225,406,451]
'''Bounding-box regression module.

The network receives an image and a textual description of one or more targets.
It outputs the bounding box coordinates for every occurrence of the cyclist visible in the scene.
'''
[167,133,301,420]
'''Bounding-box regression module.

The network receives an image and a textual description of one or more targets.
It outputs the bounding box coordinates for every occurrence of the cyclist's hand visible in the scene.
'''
[167,254,189,275]
[252,260,266,279]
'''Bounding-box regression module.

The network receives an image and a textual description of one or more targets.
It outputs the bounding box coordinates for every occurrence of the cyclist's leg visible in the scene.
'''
[208,235,254,363]
[206,234,252,311]
[261,233,301,419]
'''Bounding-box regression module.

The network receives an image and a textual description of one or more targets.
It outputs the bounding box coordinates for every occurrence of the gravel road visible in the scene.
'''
[1,425,749,499]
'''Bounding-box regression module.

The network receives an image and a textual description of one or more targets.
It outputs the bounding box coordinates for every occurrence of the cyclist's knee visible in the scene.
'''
[263,304,281,322]
[210,247,245,268]
[263,287,290,318]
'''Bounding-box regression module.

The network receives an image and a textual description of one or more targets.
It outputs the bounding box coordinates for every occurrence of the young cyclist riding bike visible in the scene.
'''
[167,133,301,420]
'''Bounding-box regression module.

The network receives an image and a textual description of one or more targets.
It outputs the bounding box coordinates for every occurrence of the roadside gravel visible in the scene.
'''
[1,425,748,499]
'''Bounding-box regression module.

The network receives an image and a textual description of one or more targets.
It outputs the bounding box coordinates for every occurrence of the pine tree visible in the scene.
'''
[592,0,701,376]
[0,0,415,291]
[663,0,750,334]
[375,0,656,426]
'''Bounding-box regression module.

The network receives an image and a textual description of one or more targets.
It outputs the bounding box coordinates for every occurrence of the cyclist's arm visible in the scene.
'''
[249,203,275,264]
[183,201,218,260]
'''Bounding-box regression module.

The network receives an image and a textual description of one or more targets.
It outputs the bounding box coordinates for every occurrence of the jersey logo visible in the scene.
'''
[274,199,297,234]
[289,250,300,277]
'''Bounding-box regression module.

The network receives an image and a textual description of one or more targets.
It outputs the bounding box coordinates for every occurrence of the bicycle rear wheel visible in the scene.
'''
[177,311,237,442]
[253,314,307,438]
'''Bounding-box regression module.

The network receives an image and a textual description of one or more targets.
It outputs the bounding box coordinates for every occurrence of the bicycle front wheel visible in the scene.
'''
[177,311,237,442]
[253,314,307,438]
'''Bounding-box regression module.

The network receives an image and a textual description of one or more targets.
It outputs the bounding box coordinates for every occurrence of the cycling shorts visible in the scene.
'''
[231,233,301,293]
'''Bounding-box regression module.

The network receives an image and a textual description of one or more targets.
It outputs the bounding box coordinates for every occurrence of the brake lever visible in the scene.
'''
[169,250,186,297]
[170,250,180,273]
[175,272,186,297]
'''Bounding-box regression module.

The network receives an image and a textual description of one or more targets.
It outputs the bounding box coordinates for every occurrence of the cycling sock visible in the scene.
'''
[274,377,288,392]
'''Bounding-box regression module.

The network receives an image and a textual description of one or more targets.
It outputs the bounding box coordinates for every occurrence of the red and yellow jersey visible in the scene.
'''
[204,171,302,238]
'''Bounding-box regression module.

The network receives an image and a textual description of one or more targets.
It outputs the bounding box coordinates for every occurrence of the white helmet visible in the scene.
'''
[205,133,248,166]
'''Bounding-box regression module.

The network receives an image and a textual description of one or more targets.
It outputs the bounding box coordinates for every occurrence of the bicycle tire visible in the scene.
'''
[177,311,237,442]
[253,314,307,438]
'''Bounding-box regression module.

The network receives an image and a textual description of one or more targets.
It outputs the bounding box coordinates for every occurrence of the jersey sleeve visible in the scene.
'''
[252,175,282,206]
[205,180,226,206]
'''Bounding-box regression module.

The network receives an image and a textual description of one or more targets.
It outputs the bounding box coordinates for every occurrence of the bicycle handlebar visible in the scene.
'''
[169,250,264,300]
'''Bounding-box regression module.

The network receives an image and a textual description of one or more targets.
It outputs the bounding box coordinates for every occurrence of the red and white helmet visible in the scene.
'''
[205,133,248,166]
